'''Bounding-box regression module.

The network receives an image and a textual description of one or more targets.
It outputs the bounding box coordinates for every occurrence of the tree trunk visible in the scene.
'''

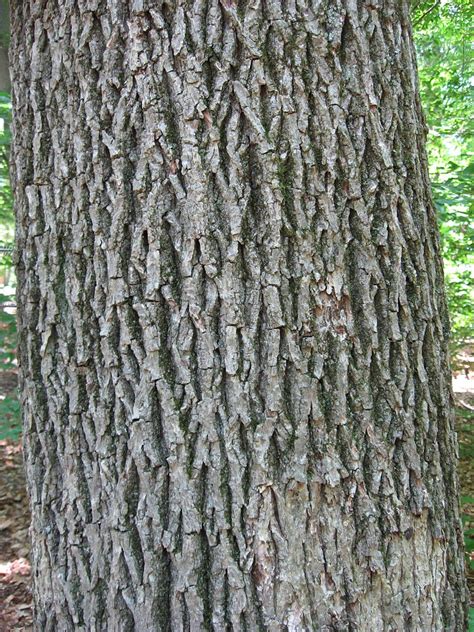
[0,0,9,92]
[10,1,466,630]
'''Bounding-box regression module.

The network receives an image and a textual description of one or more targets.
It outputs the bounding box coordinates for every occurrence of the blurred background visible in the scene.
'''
[0,0,472,628]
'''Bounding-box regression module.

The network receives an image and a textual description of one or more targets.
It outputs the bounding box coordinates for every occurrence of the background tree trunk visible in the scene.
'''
[11,0,466,630]
[0,0,10,92]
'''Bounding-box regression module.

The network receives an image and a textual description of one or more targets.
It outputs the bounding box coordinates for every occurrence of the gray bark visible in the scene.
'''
[10,0,466,630]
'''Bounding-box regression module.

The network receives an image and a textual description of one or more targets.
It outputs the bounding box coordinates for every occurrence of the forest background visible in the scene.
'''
[0,0,472,626]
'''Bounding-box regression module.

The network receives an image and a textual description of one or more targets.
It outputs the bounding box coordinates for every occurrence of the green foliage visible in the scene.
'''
[0,91,13,248]
[0,95,14,349]
[461,500,474,569]
[0,91,17,442]
[435,164,473,261]
[412,0,473,140]
[0,291,18,441]
[413,0,474,349]
[461,490,474,627]
[0,295,16,370]
[0,393,20,441]
[0,92,12,179]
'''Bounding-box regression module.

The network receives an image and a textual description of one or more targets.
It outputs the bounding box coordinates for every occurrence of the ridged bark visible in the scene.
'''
[11,1,466,630]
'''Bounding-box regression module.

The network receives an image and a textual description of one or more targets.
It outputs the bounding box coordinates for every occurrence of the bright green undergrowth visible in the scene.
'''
[413,0,474,350]
[0,90,19,438]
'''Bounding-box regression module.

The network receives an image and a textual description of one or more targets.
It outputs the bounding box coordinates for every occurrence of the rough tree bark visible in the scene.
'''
[10,0,466,630]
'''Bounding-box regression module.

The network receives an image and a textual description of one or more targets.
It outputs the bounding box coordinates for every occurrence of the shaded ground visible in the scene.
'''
[0,354,472,630]
[0,363,31,631]
[453,346,474,610]
[0,439,32,631]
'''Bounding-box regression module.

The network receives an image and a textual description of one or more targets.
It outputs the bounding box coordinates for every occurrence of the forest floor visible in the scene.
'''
[0,438,31,631]
[454,346,474,614]
[0,356,473,631]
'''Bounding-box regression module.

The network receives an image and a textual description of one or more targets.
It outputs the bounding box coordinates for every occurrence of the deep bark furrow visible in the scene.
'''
[11,1,466,630]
